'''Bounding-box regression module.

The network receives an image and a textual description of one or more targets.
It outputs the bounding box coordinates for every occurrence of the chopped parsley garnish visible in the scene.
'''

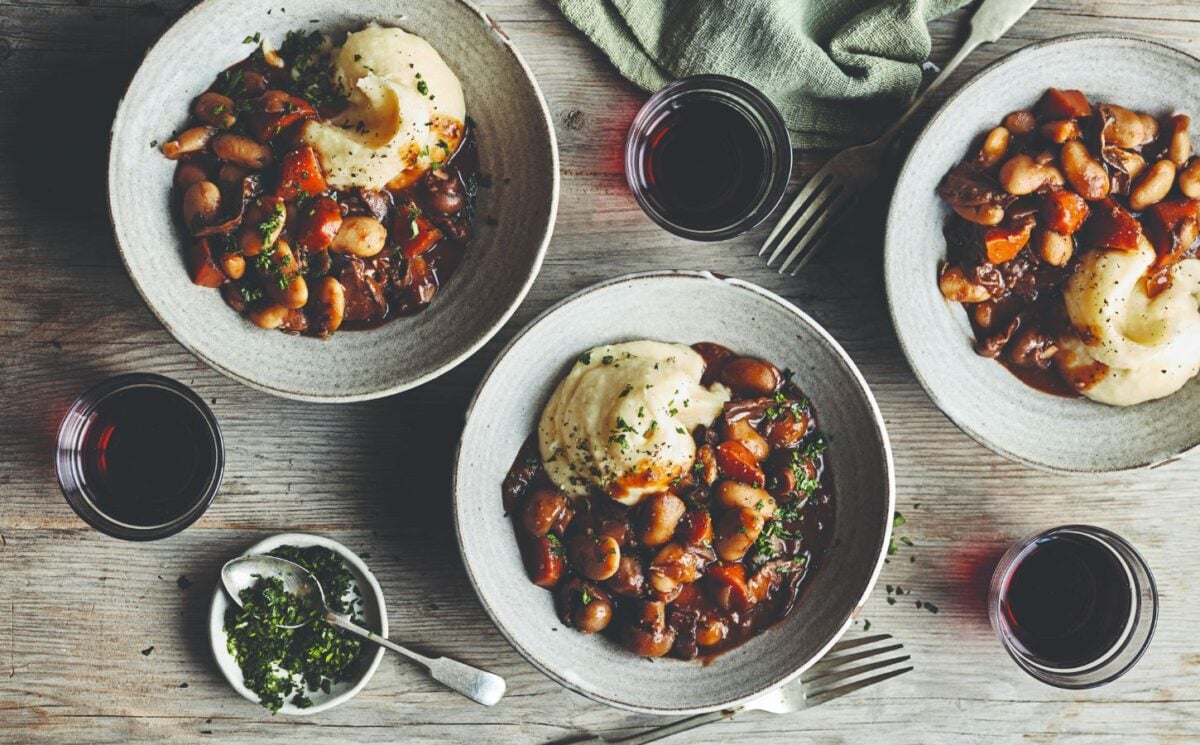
[243,32,262,44]
[578,351,592,365]
[257,201,286,243]
[280,30,346,109]
[223,545,366,713]
[238,284,264,304]
[790,450,821,495]
[215,68,245,98]
[802,436,827,458]
[619,384,633,397]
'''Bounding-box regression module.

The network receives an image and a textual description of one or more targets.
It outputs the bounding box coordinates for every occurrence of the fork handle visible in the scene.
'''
[874,0,1039,148]
[579,709,738,745]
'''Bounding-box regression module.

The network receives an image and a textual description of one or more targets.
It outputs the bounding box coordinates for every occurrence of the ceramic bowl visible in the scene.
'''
[453,271,894,714]
[209,533,387,714]
[885,33,1200,472]
[108,0,558,401]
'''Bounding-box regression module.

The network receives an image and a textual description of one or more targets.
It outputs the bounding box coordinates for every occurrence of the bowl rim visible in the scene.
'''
[208,532,389,714]
[106,0,560,403]
[884,31,1200,473]
[452,269,896,714]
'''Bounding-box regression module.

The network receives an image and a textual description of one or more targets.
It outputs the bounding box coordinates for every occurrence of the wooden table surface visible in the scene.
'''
[2,0,1199,742]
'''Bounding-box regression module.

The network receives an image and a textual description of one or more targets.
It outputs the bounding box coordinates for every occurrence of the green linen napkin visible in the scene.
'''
[551,0,970,148]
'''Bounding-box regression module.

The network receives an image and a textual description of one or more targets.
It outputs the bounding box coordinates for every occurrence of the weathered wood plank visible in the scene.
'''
[1,0,1199,742]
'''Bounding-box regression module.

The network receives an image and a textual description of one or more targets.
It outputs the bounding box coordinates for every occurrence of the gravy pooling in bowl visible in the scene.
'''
[502,341,835,661]
[160,25,479,338]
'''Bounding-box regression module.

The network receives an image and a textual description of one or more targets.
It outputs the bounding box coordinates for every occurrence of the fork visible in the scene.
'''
[760,0,1040,275]
[577,634,912,745]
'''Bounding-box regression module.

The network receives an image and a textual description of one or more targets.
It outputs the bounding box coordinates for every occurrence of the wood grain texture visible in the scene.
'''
[1,0,1199,742]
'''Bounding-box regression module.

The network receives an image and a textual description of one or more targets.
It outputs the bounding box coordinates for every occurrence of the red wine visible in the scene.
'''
[1001,533,1133,669]
[80,386,218,527]
[640,99,766,231]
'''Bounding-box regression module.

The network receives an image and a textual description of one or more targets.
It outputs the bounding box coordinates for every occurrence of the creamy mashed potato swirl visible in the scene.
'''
[1056,239,1200,406]
[538,342,730,506]
[300,24,466,191]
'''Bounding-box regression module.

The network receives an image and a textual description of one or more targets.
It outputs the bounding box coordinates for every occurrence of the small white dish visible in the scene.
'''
[208,532,387,714]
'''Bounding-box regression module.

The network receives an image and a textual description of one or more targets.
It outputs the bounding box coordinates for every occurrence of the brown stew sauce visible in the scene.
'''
[166,33,478,337]
[938,89,1200,398]
[501,343,835,662]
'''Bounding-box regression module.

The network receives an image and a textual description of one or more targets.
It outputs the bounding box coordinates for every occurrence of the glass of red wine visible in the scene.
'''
[55,374,224,540]
[625,74,792,241]
[989,525,1157,688]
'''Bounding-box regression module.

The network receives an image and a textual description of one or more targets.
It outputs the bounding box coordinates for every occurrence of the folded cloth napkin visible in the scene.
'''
[551,0,970,148]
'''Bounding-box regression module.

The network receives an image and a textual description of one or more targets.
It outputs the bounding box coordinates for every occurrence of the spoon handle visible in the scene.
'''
[324,611,507,706]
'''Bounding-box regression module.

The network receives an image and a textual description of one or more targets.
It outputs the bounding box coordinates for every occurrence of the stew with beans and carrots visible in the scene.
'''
[937,88,1200,395]
[502,344,835,661]
[160,31,478,337]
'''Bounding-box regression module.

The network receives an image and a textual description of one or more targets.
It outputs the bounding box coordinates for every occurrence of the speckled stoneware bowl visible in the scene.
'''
[108,0,558,401]
[209,533,387,714]
[454,271,894,714]
[886,33,1200,472]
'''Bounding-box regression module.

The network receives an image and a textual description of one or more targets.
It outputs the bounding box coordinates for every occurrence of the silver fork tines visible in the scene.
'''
[585,633,913,745]
[759,0,1040,277]
[759,141,878,277]
[804,663,914,706]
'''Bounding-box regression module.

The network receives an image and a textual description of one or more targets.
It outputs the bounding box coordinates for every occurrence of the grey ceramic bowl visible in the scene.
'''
[108,0,558,402]
[886,33,1200,472]
[454,271,894,714]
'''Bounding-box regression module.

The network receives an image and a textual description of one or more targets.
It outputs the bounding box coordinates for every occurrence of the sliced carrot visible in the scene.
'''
[679,510,713,547]
[1036,88,1092,120]
[1083,199,1143,251]
[1042,190,1090,235]
[1144,198,1200,265]
[983,217,1035,264]
[705,561,755,612]
[294,196,343,252]
[275,146,327,201]
[246,91,316,143]
[188,238,225,288]
[715,440,765,486]
[397,214,444,259]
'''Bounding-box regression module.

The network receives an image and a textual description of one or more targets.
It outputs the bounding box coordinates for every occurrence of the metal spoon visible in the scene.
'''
[221,555,506,706]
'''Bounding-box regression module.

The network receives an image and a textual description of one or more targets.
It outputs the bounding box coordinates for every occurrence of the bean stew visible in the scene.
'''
[160,31,479,337]
[502,343,835,661]
[937,88,1200,396]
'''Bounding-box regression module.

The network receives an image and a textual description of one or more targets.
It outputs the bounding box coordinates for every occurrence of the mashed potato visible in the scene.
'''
[300,24,466,191]
[1056,238,1200,406]
[539,342,730,506]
